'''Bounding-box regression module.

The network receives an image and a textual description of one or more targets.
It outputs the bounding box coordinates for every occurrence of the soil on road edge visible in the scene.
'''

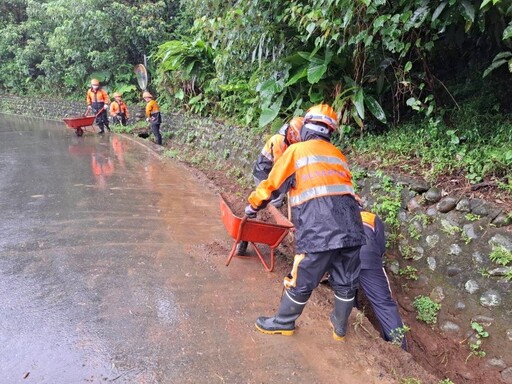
[137,137,443,384]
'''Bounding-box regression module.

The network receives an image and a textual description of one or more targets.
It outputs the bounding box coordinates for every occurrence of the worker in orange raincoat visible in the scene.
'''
[86,79,110,134]
[359,210,407,350]
[237,116,304,256]
[143,91,162,145]
[245,104,366,340]
[252,116,304,208]
[110,92,129,126]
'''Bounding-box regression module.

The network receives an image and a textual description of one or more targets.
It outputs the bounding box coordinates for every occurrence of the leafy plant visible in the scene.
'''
[464,213,481,221]
[389,325,410,347]
[163,149,178,159]
[153,38,216,112]
[399,266,418,281]
[400,378,421,384]
[413,296,441,325]
[461,231,473,245]
[407,222,422,241]
[399,243,415,260]
[479,268,490,278]
[440,221,461,236]
[489,245,512,266]
[466,321,489,361]
[372,172,403,230]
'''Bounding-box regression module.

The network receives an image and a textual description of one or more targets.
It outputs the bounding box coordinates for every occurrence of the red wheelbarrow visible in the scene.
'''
[219,194,294,272]
[63,110,102,136]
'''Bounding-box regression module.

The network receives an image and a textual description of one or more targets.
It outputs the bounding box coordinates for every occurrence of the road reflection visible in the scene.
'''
[68,135,127,189]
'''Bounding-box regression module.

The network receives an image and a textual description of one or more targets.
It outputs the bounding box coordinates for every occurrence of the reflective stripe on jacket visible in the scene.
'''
[248,139,366,253]
[110,101,129,118]
[252,134,287,183]
[86,88,110,111]
[360,211,386,269]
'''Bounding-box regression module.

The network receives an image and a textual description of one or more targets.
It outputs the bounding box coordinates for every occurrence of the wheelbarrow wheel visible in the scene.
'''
[236,241,248,256]
[76,127,84,136]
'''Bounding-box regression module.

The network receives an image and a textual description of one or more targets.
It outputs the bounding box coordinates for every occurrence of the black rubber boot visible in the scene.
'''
[236,241,248,256]
[330,295,354,341]
[255,290,309,336]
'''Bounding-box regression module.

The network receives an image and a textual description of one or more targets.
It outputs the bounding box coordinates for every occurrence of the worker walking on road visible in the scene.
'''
[110,92,129,126]
[143,91,162,145]
[86,79,110,134]
[358,210,408,350]
[245,104,366,340]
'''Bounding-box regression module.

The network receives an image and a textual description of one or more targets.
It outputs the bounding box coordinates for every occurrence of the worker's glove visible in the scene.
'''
[146,118,151,122]
[244,205,258,218]
[103,105,108,110]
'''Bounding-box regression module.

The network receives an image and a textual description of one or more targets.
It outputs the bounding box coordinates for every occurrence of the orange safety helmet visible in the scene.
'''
[286,116,304,145]
[304,104,339,132]
[113,92,122,98]
[90,78,100,86]
[142,91,153,99]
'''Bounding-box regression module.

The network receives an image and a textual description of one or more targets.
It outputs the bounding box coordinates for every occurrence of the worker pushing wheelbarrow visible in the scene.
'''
[219,194,294,272]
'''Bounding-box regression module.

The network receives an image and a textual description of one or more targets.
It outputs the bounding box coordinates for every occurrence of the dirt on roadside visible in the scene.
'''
[154,131,512,384]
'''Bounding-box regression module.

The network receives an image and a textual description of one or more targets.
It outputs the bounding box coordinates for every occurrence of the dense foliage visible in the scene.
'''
[155,0,512,129]
[0,0,178,99]
[0,0,510,187]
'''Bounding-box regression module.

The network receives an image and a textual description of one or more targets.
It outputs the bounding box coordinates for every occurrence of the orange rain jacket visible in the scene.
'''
[86,88,110,111]
[252,133,288,183]
[145,100,161,123]
[110,100,129,118]
[248,139,366,253]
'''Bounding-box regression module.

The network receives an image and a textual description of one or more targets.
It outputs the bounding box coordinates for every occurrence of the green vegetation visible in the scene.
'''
[0,0,178,100]
[399,378,421,384]
[487,245,512,281]
[399,266,418,281]
[163,149,179,159]
[461,231,473,245]
[489,245,512,266]
[466,321,489,361]
[389,325,410,347]
[413,296,441,325]
[407,223,422,241]
[398,378,454,384]
[465,213,481,222]
[0,1,511,191]
[399,243,415,260]
[372,171,403,230]
[440,221,462,236]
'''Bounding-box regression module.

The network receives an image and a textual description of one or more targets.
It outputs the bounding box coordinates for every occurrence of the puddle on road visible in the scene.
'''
[0,115,231,382]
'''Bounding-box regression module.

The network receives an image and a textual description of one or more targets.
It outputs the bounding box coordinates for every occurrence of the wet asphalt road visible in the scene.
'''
[0,115,232,383]
[0,115,384,384]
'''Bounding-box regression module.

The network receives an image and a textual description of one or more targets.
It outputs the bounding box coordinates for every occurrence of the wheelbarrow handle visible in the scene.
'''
[84,108,105,117]
[235,216,248,244]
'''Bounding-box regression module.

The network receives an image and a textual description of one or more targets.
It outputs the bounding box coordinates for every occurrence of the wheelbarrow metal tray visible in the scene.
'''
[63,116,96,129]
[219,194,294,271]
